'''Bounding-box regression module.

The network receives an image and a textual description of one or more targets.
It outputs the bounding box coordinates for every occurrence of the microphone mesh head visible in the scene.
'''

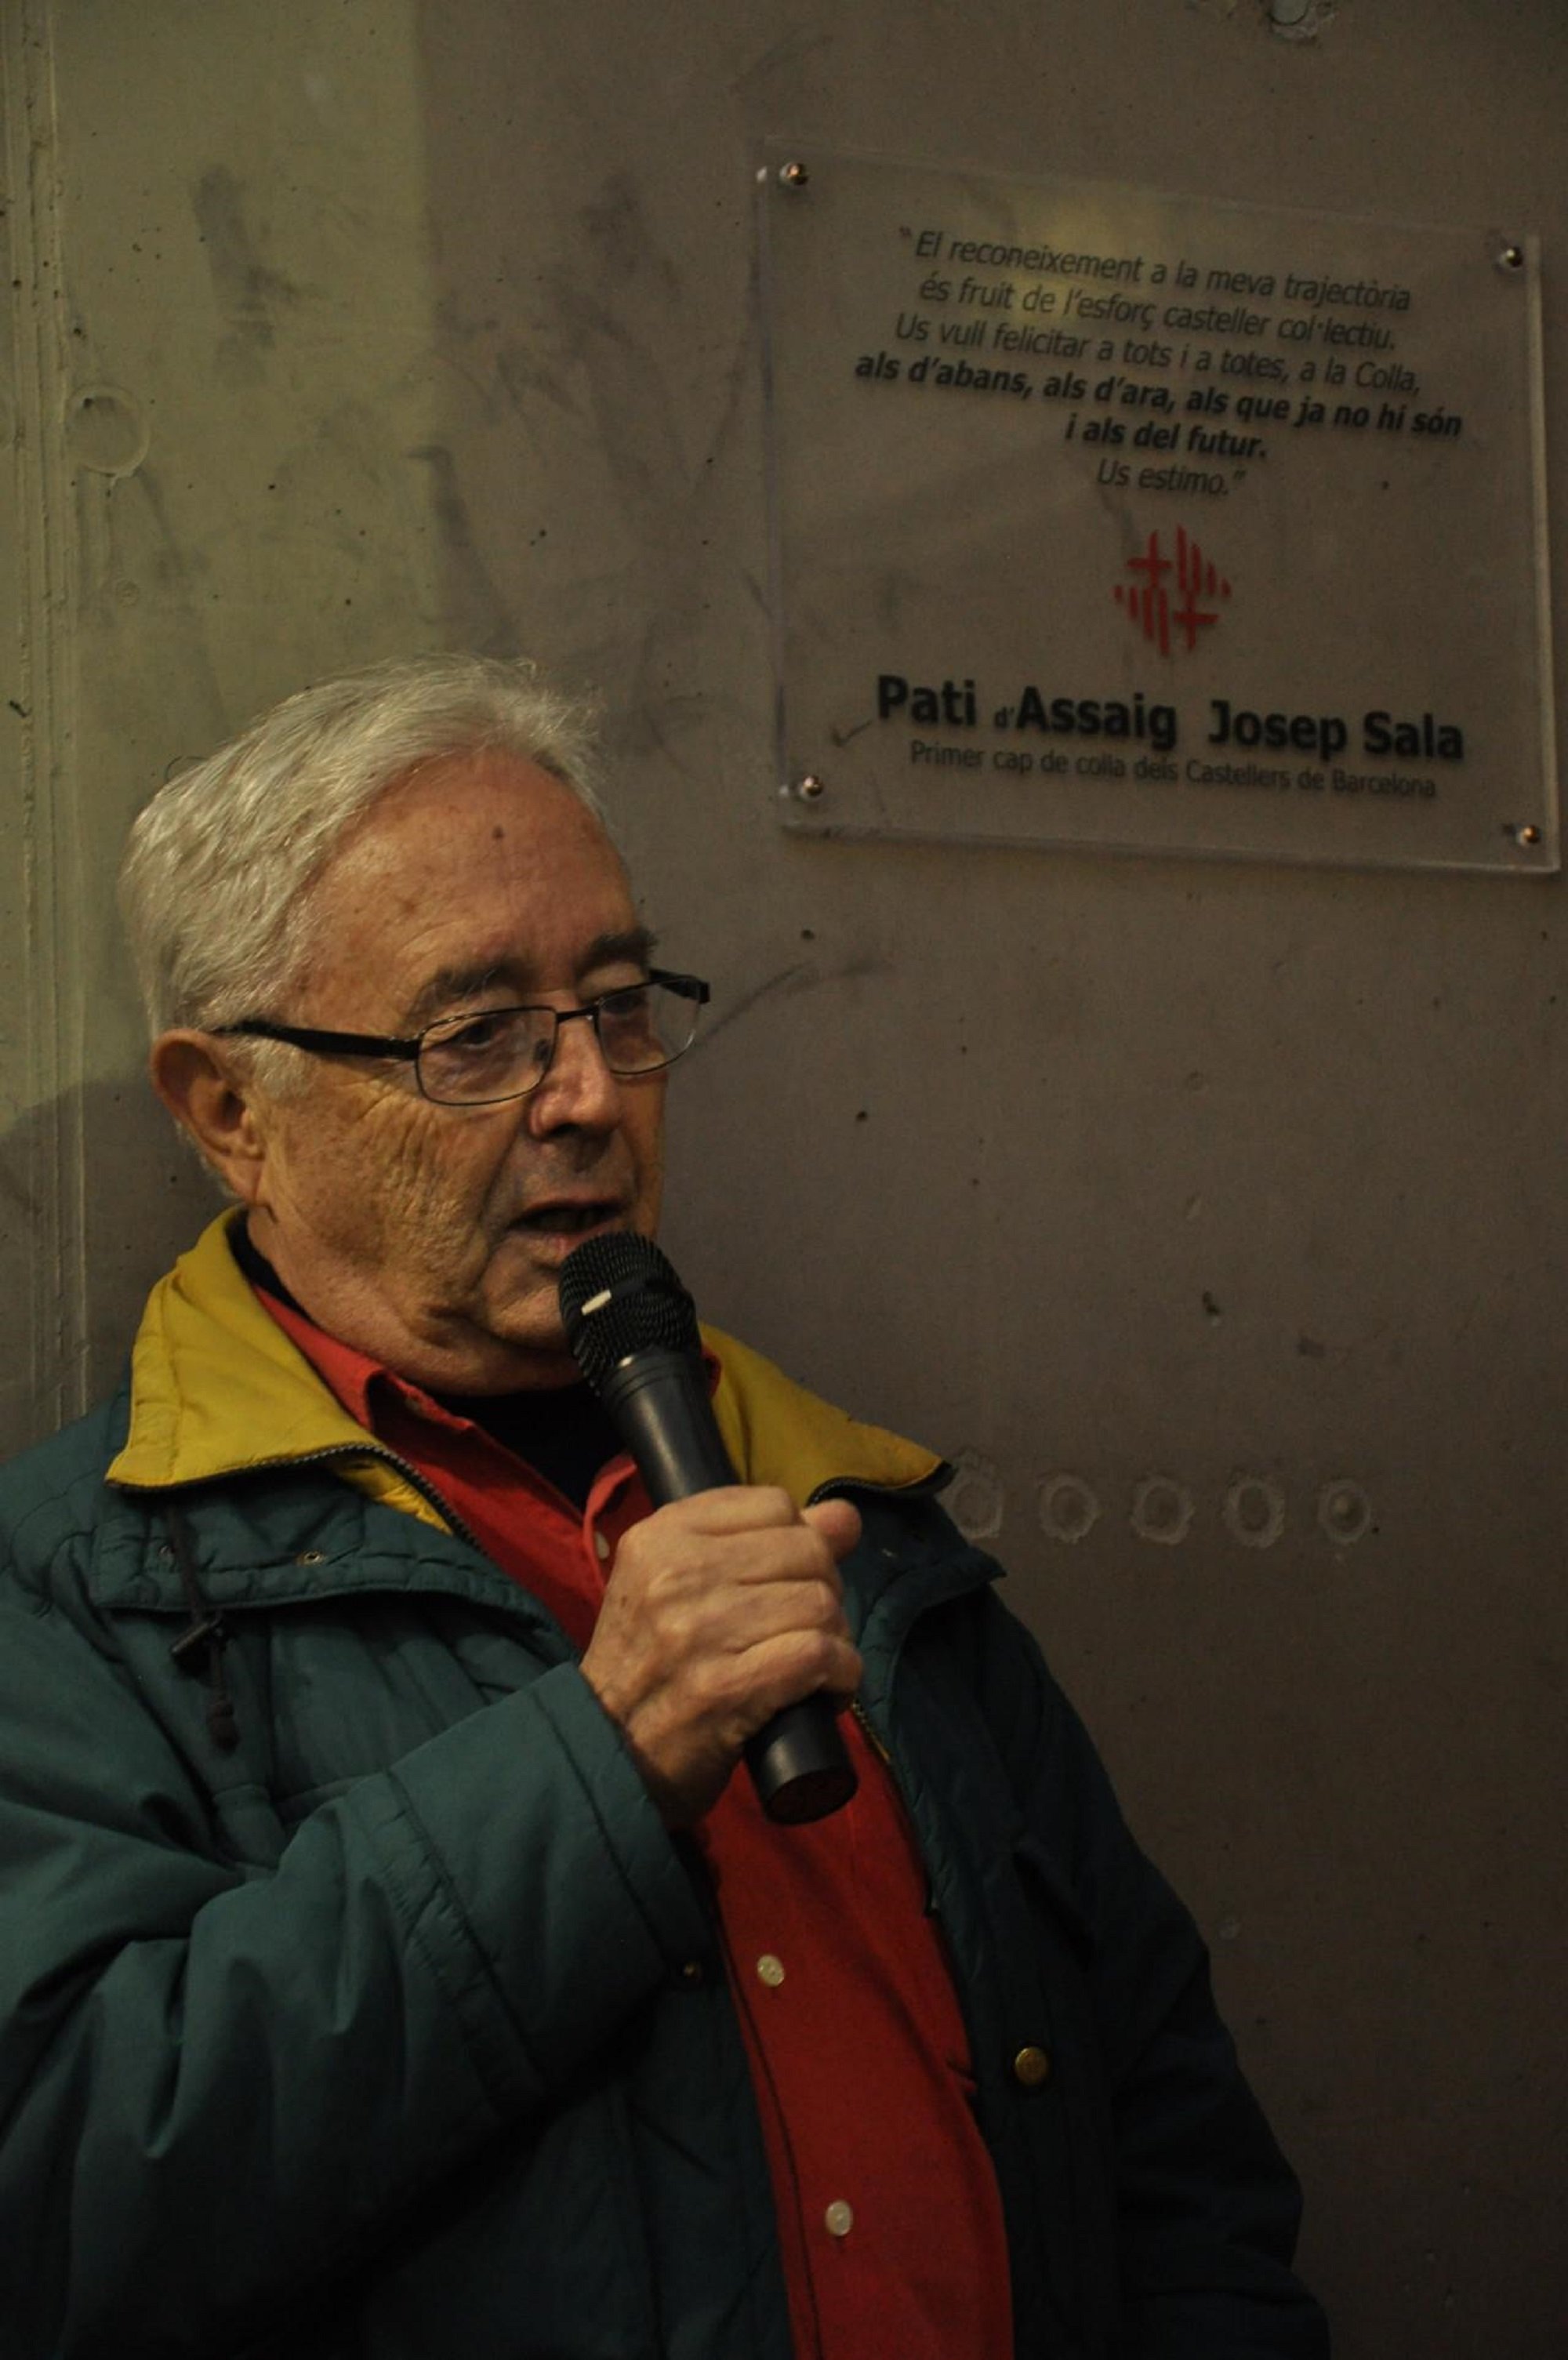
[557,1232,702,1392]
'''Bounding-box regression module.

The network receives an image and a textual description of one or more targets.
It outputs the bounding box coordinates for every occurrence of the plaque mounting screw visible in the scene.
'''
[1497,241,1526,272]
[1514,822,1543,848]
[795,772,826,800]
[777,159,809,191]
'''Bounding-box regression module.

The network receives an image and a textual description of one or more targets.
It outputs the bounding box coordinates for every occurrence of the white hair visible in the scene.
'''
[118,652,609,1047]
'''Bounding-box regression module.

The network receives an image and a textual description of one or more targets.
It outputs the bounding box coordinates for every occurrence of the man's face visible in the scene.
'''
[238,748,667,1391]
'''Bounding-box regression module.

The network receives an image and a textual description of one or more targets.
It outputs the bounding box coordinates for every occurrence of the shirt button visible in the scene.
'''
[824,2200,855,2238]
[756,1953,786,1988]
[677,1959,705,1986]
[1012,2043,1052,2089]
[593,1530,612,1563]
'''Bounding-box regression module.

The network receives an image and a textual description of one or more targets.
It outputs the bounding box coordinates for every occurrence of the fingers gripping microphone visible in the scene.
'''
[559,1233,858,1826]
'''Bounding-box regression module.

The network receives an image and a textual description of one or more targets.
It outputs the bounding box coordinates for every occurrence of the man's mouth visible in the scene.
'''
[514,1200,622,1236]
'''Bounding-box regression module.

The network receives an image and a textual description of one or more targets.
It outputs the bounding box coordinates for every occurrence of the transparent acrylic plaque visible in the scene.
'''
[759,143,1556,875]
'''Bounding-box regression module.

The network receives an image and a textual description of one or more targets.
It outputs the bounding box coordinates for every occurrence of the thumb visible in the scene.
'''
[801,1496,862,1560]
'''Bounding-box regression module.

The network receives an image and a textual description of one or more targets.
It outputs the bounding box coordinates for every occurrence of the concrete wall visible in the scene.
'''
[4,1,1566,2349]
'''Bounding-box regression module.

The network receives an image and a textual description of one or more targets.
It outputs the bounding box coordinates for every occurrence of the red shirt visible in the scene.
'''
[257,1286,1013,2360]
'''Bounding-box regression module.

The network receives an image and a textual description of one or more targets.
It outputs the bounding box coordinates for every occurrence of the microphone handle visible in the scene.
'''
[597,1351,858,1825]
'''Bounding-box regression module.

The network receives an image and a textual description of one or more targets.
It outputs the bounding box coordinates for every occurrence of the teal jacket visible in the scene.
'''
[0,1220,1327,2357]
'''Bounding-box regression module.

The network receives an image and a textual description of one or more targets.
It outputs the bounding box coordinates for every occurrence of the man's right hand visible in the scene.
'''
[579,1486,863,1827]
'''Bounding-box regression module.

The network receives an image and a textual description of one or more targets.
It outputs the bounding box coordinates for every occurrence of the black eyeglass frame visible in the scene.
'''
[213,968,711,1106]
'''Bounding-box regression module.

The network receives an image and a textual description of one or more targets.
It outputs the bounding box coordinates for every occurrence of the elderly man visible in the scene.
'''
[0,655,1327,2358]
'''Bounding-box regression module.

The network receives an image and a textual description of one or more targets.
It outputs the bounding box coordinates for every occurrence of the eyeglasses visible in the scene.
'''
[215,970,710,1107]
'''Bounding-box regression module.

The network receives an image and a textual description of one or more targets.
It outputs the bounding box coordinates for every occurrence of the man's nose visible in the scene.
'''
[527,1007,622,1130]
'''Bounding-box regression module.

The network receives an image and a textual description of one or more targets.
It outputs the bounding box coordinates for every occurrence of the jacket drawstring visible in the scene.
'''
[165,1502,240,1752]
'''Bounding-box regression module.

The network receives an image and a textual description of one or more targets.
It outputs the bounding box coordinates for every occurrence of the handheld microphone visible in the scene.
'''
[558,1232,858,1826]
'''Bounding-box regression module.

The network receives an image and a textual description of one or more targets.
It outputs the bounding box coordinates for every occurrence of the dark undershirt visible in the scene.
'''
[228,1221,622,1510]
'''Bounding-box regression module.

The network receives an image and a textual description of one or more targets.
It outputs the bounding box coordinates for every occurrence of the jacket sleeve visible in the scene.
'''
[969,1587,1331,2359]
[0,1567,712,2358]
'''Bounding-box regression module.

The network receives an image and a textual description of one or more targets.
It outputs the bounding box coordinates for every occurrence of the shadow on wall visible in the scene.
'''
[0,1077,219,1459]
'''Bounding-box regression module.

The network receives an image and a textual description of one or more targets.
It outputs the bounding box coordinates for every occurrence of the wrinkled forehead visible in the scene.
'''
[317,747,628,906]
[291,748,641,1015]
[361,742,615,852]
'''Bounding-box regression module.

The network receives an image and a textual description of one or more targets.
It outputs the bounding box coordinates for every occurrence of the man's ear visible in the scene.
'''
[149,1032,273,1204]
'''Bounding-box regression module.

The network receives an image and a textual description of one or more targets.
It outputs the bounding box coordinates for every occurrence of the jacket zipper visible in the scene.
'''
[849,1694,893,1767]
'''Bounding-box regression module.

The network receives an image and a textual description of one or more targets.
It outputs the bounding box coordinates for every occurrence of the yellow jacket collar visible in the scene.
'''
[108,1212,378,1489]
[109,1211,942,1505]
